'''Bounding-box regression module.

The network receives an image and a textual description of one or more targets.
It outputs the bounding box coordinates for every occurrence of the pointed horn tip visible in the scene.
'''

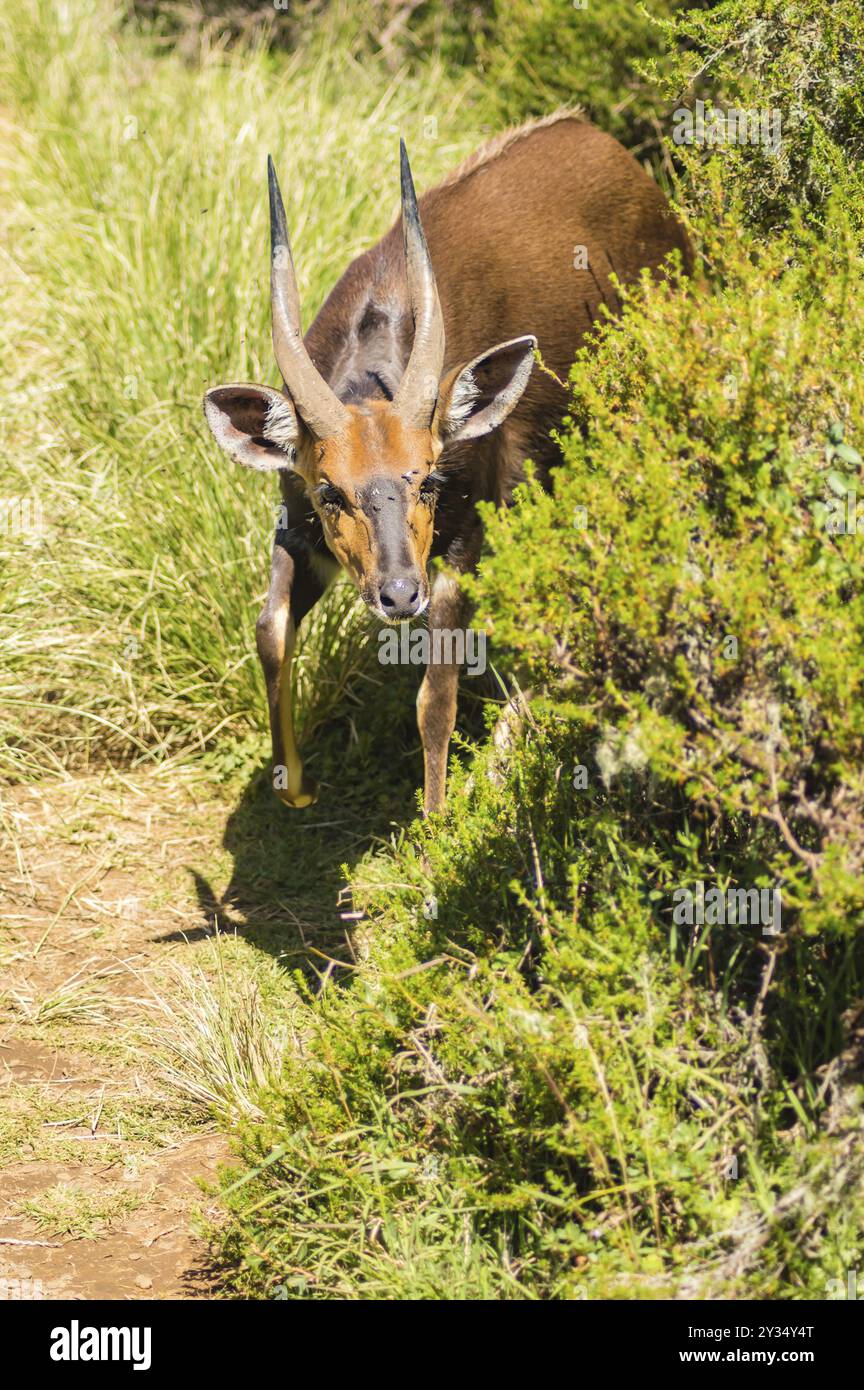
[267,157,289,253]
[267,155,284,198]
[399,140,416,201]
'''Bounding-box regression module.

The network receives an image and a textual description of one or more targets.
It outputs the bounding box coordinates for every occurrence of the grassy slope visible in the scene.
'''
[0,0,487,780]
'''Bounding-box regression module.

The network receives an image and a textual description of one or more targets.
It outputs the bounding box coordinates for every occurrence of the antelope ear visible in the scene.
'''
[203,384,300,471]
[432,335,537,445]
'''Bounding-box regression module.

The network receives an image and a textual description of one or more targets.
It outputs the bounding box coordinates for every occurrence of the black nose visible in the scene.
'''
[379,576,420,618]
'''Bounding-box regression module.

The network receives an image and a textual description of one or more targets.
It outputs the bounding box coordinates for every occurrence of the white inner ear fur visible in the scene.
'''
[446,369,481,432]
[264,395,300,454]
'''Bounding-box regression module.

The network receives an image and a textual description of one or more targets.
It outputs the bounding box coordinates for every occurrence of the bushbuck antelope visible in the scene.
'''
[203,113,691,814]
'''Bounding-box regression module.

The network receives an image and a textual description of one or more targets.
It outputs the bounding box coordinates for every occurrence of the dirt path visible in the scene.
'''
[0,767,240,1300]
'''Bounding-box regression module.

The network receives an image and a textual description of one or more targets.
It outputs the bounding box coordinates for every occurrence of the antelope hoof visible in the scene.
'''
[273,771,319,809]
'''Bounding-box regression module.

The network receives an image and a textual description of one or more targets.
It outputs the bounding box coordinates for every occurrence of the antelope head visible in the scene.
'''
[203,144,536,621]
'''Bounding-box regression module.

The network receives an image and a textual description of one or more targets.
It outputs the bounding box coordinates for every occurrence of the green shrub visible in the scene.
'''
[470,205,864,953]
[479,0,703,153]
[212,695,864,1298]
[650,0,864,234]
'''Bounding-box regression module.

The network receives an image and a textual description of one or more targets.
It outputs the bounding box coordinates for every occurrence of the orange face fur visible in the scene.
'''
[294,400,442,621]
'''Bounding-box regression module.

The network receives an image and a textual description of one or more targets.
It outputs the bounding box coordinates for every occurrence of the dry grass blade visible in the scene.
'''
[11,959,128,1025]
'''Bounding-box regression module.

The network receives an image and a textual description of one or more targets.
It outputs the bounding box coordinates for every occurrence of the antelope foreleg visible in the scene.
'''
[256,543,323,809]
[417,574,471,816]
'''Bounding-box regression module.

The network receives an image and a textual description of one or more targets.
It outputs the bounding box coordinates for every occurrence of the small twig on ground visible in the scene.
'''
[0,1236,62,1247]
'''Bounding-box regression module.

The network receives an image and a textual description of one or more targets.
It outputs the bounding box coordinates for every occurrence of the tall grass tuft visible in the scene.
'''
[148,934,297,1124]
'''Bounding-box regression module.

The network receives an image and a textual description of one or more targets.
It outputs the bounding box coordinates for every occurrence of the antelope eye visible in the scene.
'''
[319,483,346,510]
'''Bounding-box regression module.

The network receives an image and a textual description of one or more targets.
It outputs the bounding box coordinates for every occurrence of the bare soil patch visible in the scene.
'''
[0,768,237,1300]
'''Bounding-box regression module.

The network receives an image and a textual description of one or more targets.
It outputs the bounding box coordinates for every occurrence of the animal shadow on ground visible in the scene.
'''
[160,662,497,983]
